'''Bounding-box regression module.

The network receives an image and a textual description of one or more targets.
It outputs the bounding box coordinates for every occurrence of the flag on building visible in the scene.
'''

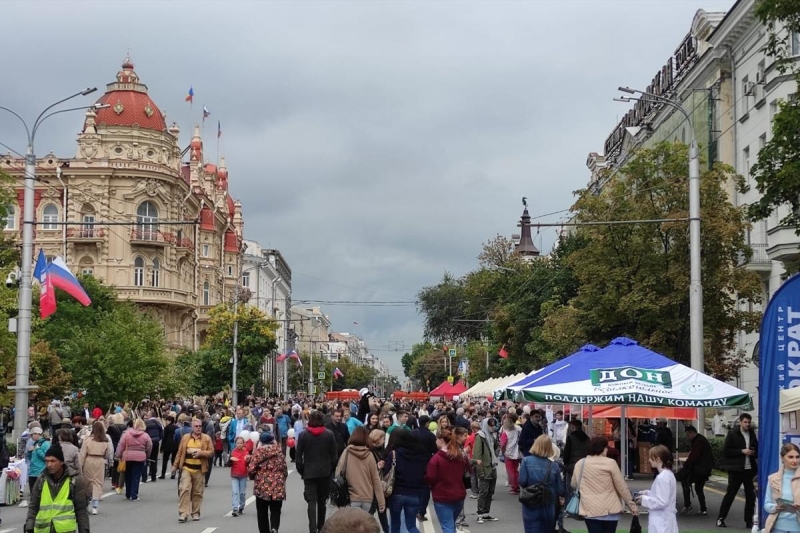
[276,352,288,363]
[217,120,222,138]
[185,86,194,103]
[333,367,344,379]
[202,105,210,121]
[288,349,302,366]
[498,344,509,359]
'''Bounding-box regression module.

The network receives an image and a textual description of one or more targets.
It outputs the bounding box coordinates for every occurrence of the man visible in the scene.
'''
[713,410,728,437]
[143,409,163,483]
[473,418,500,524]
[678,425,713,517]
[226,407,250,451]
[81,402,92,423]
[551,410,568,447]
[297,410,338,533]
[654,418,674,454]
[326,409,350,459]
[275,407,292,456]
[518,411,542,457]
[717,413,757,529]
[172,417,214,523]
[386,410,410,435]
[562,419,590,495]
[199,412,216,486]
[455,407,471,430]
[24,445,90,533]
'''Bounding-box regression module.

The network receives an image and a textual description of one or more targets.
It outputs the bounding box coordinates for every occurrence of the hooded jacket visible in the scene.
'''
[116,428,153,463]
[296,425,338,480]
[425,449,469,503]
[383,446,429,496]
[472,419,498,479]
[563,428,590,473]
[248,442,288,500]
[336,444,385,507]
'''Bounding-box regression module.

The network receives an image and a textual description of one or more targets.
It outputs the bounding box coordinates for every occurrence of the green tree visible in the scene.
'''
[543,142,762,380]
[747,1,800,237]
[204,304,278,395]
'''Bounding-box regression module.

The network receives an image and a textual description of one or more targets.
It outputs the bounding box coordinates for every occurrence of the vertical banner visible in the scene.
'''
[758,274,800,528]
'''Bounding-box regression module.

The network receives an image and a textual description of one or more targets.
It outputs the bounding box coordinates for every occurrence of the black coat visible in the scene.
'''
[161,422,178,453]
[654,426,674,452]
[562,429,590,473]
[296,427,338,480]
[519,420,541,457]
[324,421,350,459]
[683,433,714,478]
[720,428,758,473]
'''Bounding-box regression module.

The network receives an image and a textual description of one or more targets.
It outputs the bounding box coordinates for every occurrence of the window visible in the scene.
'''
[151,258,160,287]
[743,146,751,185]
[3,205,15,231]
[203,281,210,306]
[242,272,250,288]
[82,268,94,276]
[227,265,233,276]
[759,133,767,151]
[134,257,144,286]
[82,214,95,238]
[792,32,800,56]
[202,244,209,257]
[136,201,158,240]
[42,204,58,230]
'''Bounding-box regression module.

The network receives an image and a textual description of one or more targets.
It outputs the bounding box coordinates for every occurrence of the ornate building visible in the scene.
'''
[0,58,244,349]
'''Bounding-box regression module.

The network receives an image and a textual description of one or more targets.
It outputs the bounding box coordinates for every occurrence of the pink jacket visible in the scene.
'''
[116,428,153,463]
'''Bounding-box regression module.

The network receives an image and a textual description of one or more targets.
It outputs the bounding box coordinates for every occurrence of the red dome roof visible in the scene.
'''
[226,195,235,215]
[199,205,215,231]
[93,59,166,132]
[224,229,239,253]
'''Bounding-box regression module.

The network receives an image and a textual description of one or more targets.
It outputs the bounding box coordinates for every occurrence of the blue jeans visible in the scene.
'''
[585,518,619,533]
[433,500,464,533]
[231,476,247,510]
[389,493,420,533]
[124,461,144,499]
[522,504,555,533]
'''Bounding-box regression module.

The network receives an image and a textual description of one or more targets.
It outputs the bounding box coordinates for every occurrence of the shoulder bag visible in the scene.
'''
[565,457,586,520]
[381,451,396,498]
[519,458,552,506]
[331,449,351,507]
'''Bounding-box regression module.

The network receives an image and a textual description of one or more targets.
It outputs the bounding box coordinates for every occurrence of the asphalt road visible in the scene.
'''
[0,458,752,533]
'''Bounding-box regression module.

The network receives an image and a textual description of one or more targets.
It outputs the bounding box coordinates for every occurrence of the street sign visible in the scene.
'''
[311,385,317,394]
[448,348,457,357]
[318,372,326,380]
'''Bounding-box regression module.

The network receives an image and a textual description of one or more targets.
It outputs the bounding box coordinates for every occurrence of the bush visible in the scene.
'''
[709,436,725,471]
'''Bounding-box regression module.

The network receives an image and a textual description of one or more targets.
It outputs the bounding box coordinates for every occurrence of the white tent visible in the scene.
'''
[780,388,800,413]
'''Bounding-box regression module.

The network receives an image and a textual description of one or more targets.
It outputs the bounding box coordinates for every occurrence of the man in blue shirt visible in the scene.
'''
[275,407,291,456]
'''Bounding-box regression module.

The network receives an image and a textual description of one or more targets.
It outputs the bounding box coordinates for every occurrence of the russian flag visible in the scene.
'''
[185,86,194,103]
[333,367,344,379]
[48,256,92,306]
[288,349,302,367]
[276,352,288,363]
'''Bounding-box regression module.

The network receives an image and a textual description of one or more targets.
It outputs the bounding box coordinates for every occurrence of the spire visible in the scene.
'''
[515,206,540,257]
[190,124,203,162]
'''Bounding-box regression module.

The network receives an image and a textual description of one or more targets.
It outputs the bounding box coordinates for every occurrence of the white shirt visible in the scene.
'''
[742,430,751,470]
[641,469,678,533]
[713,414,727,436]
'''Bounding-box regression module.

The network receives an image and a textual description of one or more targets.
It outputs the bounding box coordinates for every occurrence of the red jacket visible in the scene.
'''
[230,447,249,478]
[424,450,469,504]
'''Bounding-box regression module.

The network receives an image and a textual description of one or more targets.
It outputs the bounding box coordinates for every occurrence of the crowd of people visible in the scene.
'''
[8,391,790,533]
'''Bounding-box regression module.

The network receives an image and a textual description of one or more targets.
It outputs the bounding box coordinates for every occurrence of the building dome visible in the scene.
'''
[224,229,239,253]
[226,195,235,216]
[92,57,166,132]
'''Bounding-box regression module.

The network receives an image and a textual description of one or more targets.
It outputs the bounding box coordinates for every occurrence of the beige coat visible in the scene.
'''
[79,436,113,500]
[571,455,637,518]
[764,467,800,533]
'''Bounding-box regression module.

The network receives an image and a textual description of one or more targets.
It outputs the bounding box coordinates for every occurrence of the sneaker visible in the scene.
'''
[178,515,188,523]
[132,496,139,501]
[509,489,520,495]
[716,518,727,528]
[469,493,478,499]
[417,513,427,522]
[141,479,148,483]
[232,510,238,517]
[456,527,471,533]
[158,475,166,479]
[679,506,694,516]
[476,515,485,524]
[482,515,498,522]
[91,508,97,515]
[192,514,200,521]
[115,488,122,494]
[696,510,708,517]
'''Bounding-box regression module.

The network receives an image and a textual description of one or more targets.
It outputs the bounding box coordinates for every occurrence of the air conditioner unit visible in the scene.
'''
[744,82,756,96]
[756,71,765,84]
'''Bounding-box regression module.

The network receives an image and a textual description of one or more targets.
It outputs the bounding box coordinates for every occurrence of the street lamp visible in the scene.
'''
[0,89,103,443]
[269,276,283,397]
[616,86,704,419]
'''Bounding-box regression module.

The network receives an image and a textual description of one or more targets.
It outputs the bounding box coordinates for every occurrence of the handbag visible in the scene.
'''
[330,450,351,507]
[117,459,126,473]
[565,457,586,520]
[381,451,396,498]
[519,459,552,506]
[629,515,642,533]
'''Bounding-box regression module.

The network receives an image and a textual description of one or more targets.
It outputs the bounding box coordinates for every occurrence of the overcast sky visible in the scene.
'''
[0,0,736,377]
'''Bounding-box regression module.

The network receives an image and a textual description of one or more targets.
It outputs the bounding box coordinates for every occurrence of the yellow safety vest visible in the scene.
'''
[34,478,77,533]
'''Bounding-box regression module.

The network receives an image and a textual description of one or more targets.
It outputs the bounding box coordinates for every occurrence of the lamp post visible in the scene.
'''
[0,89,104,444]
[617,86,704,425]
[269,276,283,396]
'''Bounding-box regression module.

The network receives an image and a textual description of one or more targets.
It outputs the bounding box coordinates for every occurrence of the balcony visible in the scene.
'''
[767,226,800,262]
[738,243,772,272]
[116,286,194,308]
[130,228,171,248]
[66,227,105,242]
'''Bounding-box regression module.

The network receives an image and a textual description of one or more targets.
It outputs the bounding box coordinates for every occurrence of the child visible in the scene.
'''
[214,430,224,467]
[229,436,250,516]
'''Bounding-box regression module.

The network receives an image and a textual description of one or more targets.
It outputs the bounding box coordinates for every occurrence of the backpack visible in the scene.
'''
[519,459,552,507]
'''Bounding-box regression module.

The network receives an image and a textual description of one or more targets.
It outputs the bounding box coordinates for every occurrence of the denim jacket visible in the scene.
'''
[519,455,565,521]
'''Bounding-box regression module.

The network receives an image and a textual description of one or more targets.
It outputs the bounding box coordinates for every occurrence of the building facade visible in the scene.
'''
[0,58,244,349]
[290,306,331,358]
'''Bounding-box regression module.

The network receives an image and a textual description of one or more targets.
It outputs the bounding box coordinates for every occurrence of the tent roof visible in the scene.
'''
[780,388,800,413]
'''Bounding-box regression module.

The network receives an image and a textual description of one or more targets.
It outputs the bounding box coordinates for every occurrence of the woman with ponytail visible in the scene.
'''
[635,444,678,533]
[424,428,469,533]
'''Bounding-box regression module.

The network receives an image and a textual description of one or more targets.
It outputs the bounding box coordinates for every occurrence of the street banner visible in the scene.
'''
[758,274,800,528]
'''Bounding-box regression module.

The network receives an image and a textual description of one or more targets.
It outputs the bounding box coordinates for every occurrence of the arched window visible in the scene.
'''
[136,201,159,240]
[151,258,160,287]
[42,204,58,230]
[134,257,144,286]
[203,281,210,306]
[81,204,96,238]
[3,204,15,231]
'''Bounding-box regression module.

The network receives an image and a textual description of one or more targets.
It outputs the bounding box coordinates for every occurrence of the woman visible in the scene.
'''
[464,420,481,500]
[336,426,385,514]
[519,435,566,533]
[764,443,800,533]
[383,428,428,533]
[571,436,638,533]
[366,413,381,433]
[291,411,307,463]
[160,415,178,479]
[369,429,390,533]
[248,431,288,533]
[80,421,114,515]
[106,412,127,491]
[635,445,677,533]
[230,436,250,516]
[425,428,469,533]
[115,418,153,501]
[501,412,523,494]
[56,428,81,476]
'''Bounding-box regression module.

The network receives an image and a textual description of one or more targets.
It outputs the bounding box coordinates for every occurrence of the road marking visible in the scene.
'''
[223,495,256,517]
[705,485,745,502]
[0,528,17,533]
[100,490,117,500]
[199,529,217,533]
[421,504,436,533]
